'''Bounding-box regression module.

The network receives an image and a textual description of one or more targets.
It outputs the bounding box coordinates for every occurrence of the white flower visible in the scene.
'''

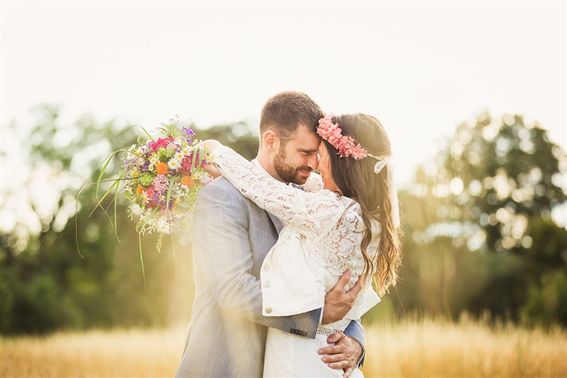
[131,203,142,216]
[168,158,181,170]
[156,216,173,234]
[140,192,149,204]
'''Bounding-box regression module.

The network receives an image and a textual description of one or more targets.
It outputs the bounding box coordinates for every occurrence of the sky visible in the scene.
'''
[1,0,566,189]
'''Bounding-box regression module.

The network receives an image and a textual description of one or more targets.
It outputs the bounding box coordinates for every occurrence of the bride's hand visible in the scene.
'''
[200,140,223,178]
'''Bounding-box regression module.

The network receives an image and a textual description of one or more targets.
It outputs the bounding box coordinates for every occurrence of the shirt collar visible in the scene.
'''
[251,158,272,177]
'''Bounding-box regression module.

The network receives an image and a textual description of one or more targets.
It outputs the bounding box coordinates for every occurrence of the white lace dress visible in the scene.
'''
[211,146,381,378]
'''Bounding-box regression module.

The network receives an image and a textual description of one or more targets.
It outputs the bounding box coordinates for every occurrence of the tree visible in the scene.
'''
[393,113,567,325]
[0,105,259,334]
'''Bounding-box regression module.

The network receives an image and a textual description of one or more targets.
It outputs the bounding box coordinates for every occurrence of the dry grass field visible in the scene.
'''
[1,318,566,377]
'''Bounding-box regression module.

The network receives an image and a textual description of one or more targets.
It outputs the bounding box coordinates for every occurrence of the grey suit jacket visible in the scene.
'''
[175,177,365,378]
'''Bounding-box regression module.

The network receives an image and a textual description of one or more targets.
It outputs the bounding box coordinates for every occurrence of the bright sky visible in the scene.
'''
[1,0,566,188]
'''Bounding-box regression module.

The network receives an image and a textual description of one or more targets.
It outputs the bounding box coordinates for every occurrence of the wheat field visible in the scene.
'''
[1,318,566,378]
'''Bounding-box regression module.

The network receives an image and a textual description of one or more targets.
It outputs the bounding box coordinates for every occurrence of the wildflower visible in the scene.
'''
[168,158,181,170]
[131,203,142,215]
[154,175,169,193]
[181,175,193,187]
[156,162,169,175]
[181,155,193,173]
[149,137,174,152]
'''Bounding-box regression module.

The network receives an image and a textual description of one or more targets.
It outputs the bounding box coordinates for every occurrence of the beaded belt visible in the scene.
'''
[316,327,344,336]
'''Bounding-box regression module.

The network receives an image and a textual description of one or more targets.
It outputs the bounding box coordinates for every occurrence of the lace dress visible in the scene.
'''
[211,146,381,378]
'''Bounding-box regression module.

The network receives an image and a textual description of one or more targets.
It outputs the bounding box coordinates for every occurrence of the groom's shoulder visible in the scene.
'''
[199,176,244,203]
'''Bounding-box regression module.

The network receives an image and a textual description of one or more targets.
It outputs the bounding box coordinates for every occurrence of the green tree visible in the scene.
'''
[394,113,567,325]
[0,105,258,334]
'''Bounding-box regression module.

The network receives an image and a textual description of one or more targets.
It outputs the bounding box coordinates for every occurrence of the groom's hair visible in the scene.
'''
[259,91,323,142]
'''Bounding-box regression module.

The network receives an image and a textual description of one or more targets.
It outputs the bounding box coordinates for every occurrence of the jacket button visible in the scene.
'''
[265,307,272,314]
[300,234,306,240]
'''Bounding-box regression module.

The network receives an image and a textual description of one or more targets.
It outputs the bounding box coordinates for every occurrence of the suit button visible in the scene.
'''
[300,234,306,240]
[265,307,272,314]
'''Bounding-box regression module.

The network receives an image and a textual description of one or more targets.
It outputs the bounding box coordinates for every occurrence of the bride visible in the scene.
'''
[202,113,402,377]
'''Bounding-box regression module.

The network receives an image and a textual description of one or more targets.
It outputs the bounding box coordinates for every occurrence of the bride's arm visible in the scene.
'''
[205,143,342,235]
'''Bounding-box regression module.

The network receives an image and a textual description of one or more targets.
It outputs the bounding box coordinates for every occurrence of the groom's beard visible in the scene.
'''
[274,147,313,185]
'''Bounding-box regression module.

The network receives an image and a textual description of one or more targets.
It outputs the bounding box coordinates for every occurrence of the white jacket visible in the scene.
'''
[212,146,381,320]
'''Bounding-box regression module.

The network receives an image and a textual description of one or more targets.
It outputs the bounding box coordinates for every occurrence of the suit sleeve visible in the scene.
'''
[192,179,321,338]
[344,319,366,367]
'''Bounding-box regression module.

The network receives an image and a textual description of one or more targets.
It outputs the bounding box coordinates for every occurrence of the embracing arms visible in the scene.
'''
[193,180,365,371]
[192,180,321,335]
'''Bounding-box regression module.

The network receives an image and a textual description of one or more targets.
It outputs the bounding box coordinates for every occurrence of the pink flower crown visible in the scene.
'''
[316,114,369,160]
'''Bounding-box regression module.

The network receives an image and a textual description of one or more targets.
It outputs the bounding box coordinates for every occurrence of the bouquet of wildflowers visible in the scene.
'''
[120,118,210,237]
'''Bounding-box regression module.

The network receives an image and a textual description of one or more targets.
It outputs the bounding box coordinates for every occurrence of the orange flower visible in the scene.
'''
[136,185,144,195]
[181,175,193,187]
[156,162,169,175]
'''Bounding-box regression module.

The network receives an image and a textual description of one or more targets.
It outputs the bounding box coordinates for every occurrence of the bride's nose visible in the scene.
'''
[308,153,319,170]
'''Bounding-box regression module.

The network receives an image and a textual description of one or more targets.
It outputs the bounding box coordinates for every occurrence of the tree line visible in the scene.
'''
[0,106,565,334]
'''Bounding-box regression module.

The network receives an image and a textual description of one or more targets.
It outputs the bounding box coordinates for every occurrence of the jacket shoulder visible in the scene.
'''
[198,176,246,203]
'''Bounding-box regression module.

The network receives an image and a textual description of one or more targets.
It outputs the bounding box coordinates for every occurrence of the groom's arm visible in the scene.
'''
[344,320,366,366]
[319,272,366,370]
[317,320,365,374]
[193,180,321,337]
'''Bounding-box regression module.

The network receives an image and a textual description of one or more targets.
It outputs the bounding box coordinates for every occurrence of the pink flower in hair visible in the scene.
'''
[316,115,368,160]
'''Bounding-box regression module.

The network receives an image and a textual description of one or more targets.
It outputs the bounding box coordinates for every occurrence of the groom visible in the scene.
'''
[176,92,366,377]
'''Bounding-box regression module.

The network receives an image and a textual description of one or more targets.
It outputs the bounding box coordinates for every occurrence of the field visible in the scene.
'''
[1,318,566,377]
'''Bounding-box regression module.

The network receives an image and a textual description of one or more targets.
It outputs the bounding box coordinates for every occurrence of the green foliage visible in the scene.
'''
[2,106,565,334]
[194,121,259,159]
[0,106,258,335]
[391,113,567,327]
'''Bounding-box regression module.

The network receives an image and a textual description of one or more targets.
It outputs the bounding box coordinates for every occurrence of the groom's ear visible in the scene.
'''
[262,130,279,152]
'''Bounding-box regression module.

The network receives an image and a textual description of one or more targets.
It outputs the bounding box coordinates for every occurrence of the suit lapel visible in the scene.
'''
[249,159,286,235]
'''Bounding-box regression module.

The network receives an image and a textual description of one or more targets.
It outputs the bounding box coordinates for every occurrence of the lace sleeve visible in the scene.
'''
[211,146,346,235]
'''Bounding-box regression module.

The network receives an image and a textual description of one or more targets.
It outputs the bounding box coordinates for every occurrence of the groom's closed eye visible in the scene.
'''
[298,149,318,156]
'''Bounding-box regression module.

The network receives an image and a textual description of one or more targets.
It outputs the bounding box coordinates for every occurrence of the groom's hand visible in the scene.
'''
[321,269,363,324]
[318,331,362,378]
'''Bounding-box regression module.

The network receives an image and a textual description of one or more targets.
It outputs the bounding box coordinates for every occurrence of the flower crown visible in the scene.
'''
[316,114,390,174]
[317,114,368,160]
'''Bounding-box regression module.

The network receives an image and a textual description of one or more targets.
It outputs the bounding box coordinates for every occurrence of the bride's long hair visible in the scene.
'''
[322,114,402,296]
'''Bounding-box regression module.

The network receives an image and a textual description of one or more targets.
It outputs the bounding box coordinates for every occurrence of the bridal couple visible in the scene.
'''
[175,91,402,378]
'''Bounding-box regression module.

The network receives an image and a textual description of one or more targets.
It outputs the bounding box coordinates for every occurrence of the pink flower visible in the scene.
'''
[316,115,368,159]
[148,137,174,152]
[146,186,155,198]
[153,175,169,194]
[180,154,193,174]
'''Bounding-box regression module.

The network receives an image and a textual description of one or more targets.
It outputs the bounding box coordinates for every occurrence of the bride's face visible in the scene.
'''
[317,142,341,193]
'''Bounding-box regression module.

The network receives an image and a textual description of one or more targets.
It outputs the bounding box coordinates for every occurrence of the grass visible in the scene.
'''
[1,318,566,377]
